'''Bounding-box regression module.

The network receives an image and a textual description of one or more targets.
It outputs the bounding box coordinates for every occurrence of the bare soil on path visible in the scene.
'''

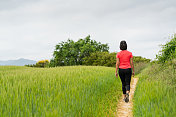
[116,78,138,117]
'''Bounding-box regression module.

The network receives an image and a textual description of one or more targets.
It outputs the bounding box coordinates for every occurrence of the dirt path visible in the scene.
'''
[116,78,138,117]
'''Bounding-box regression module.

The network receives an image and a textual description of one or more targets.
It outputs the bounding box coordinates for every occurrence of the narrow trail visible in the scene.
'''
[116,78,138,117]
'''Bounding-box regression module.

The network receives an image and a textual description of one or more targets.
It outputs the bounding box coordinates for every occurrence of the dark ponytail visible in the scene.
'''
[120,40,127,50]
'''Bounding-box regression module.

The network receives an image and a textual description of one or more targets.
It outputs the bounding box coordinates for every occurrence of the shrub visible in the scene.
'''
[156,35,176,63]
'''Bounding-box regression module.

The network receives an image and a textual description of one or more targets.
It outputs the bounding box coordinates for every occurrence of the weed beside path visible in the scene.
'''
[133,64,176,116]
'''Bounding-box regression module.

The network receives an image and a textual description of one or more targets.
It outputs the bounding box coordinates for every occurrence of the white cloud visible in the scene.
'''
[0,0,176,61]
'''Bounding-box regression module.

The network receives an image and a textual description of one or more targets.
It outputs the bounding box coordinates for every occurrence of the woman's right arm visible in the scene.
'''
[130,58,135,77]
[115,58,120,78]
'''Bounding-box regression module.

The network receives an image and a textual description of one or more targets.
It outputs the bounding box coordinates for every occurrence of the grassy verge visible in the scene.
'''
[134,62,149,75]
[133,64,176,116]
[0,66,121,117]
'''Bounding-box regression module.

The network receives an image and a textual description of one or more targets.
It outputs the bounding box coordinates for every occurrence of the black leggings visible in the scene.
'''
[119,68,132,94]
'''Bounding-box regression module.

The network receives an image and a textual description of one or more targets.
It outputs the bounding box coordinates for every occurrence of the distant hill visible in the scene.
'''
[0,58,37,66]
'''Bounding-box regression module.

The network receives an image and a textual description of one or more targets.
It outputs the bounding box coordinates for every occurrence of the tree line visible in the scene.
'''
[26,35,151,68]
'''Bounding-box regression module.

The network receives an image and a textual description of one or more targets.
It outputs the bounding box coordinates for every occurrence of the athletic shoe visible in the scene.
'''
[125,93,129,102]
[123,98,126,102]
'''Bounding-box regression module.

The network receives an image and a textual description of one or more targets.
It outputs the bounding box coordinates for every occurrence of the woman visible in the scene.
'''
[115,40,135,102]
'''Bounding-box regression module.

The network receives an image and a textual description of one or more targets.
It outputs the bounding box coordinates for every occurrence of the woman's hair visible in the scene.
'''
[120,40,127,50]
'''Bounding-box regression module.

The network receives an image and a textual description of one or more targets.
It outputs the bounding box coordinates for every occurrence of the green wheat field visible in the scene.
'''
[0,66,122,117]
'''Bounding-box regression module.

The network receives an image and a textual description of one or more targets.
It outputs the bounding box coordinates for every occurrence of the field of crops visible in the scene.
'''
[0,66,122,117]
[133,64,176,116]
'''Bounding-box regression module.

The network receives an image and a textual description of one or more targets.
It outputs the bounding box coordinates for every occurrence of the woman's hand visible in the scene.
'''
[115,72,118,78]
[132,71,135,77]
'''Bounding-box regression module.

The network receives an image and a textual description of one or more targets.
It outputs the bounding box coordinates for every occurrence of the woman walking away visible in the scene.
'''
[115,40,135,103]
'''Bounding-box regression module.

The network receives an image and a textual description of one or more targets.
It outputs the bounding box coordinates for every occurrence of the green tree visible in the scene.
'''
[156,35,176,63]
[133,56,151,63]
[50,35,109,66]
[83,52,116,67]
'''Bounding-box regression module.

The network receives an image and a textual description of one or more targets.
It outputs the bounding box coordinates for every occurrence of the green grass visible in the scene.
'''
[134,62,149,75]
[133,64,176,117]
[0,66,122,117]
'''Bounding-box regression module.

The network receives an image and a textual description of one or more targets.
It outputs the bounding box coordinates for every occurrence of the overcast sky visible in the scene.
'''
[0,0,176,61]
